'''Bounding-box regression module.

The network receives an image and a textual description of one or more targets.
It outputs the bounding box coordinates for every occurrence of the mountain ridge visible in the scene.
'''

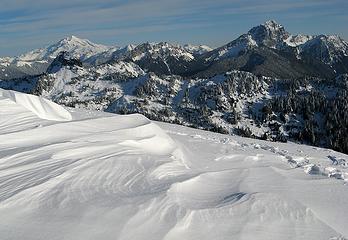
[1,20,347,80]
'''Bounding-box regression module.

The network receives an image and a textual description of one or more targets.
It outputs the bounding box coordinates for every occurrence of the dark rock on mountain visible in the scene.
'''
[47,51,83,73]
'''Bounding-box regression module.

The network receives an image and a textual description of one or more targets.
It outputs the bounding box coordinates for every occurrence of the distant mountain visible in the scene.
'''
[18,35,111,62]
[1,21,347,80]
[0,36,113,80]
[199,20,347,78]
[117,42,200,76]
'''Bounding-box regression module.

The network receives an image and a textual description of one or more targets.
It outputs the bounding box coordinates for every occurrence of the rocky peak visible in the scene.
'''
[46,51,83,73]
[248,20,290,48]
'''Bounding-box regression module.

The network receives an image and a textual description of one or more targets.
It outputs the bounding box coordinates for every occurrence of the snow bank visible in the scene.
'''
[0,90,348,240]
[0,89,72,121]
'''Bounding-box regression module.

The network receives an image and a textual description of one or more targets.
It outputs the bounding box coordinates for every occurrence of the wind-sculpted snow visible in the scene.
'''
[0,91,348,240]
[0,89,72,121]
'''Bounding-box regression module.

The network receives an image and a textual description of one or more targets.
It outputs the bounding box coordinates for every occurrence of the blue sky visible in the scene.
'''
[0,0,347,56]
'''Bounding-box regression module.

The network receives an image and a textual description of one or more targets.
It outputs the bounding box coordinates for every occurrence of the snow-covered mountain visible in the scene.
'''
[208,20,347,60]
[0,36,114,80]
[299,35,348,72]
[17,35,112,63]
[0,88,347,240]
[118,42,200,76]
[201,20,348,78]
[1,21,347,80]
[207,20,292,61]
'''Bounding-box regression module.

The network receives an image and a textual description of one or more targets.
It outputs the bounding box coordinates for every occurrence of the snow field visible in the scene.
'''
[0,89,347,240]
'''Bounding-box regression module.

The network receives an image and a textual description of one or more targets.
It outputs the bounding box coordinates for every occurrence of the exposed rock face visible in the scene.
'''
[46,51,83,74]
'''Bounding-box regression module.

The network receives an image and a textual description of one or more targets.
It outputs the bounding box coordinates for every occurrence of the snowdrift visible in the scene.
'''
[0,90,348,240]
[0,88,72,121]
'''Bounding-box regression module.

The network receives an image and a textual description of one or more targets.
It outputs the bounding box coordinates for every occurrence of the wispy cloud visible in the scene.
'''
[0,0,347,56]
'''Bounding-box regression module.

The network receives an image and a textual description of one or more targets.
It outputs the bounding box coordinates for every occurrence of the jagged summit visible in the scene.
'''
[263,20,284,30]
[248,20,290,48]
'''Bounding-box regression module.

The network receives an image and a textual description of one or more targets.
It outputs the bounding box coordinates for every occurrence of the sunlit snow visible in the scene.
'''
[0,89,347,240]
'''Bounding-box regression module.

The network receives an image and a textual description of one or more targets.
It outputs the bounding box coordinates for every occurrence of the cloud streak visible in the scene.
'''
[0,0,347,56]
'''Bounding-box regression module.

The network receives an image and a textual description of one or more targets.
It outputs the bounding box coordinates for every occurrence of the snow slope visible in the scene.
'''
[0,89,347,240]
[0,89,72,121]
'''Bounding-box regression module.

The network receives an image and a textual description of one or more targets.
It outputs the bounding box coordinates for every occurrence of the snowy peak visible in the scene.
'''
[43,35,112,61]
[208,19,347,71]
[263,20,285,32]
[58,35,87,44]
[0,36,114,79]
[14,35,112,64]
[248,20,290,48]
[210,20,291,60]
[54,35,107,51]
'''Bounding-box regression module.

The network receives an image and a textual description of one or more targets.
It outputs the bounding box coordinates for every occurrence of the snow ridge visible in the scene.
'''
[0,89,72,121]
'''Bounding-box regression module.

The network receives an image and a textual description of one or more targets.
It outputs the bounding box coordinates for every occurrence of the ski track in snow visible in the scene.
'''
[0,89,347,240]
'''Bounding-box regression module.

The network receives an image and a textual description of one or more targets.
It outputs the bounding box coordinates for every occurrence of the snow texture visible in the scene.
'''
[0,89,347,240]
[0,89,72,121]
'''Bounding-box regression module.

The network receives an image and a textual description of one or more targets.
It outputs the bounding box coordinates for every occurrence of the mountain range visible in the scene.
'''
[1,20,347,80]
[1,20,348,154]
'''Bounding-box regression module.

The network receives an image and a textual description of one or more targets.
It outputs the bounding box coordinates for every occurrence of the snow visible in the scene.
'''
[263,20,285,32]
[0,57,13,67]
[217,35,256,59]
[96,61,145,77]
[133,52,146,61]
[285,34,314,47]
[9,36,113,66]
[0,89,348,240]
[14,60,48,67]
[132,42,196,62]
[0,89,72,121]
[183,44,213,54]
